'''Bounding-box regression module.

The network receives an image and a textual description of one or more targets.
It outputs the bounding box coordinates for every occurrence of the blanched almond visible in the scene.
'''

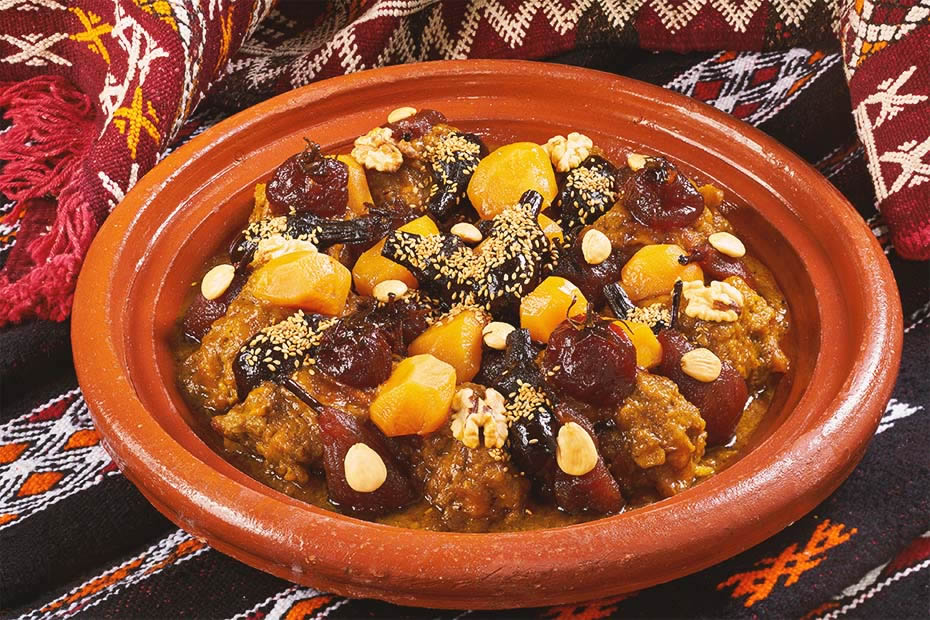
[680,348,722,382]
[708,231,746,258]
[200,264,235,300]
[556,422,598,476]
[344,443,387,493]
[387,106,417,123]
[372,279,409,302]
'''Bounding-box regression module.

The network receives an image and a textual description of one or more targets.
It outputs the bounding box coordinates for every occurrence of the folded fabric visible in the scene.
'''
[0,0,927,330]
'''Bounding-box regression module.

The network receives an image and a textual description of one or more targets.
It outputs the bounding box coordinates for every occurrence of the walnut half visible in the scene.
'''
[681,279,744,322]
[543,132,593,172]
[450,387,509,449]
[351,127,403,172]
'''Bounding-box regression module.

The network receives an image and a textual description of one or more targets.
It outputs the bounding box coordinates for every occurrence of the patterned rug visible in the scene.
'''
[1,2,928,618]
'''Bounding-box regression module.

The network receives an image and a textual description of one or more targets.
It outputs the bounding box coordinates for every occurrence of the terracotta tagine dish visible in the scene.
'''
[71,60,902,609]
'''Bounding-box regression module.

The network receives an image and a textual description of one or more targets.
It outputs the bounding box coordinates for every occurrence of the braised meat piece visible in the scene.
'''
[212,383,323,484]
[179,288,289,412]
[677,276,788,389]
[182,268,249,343]
[414,427,530,532]
[656,329,749,446]
[601,372,707,499]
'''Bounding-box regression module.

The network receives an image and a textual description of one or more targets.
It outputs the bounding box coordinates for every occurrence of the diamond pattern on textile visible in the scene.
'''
[664,48,840,125]
[0,388,115,531]
[840,0,930,78]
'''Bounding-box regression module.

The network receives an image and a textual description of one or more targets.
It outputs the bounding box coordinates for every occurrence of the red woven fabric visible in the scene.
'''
[0,1,927,313]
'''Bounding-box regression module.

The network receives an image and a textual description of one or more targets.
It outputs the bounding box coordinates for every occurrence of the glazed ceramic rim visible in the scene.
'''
[72,60,902,609]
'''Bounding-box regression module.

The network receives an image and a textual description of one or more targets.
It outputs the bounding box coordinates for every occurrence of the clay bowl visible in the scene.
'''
[72,60,902,609]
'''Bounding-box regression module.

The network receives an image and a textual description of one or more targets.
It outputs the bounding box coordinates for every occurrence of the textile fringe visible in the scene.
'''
[0,76,98,325]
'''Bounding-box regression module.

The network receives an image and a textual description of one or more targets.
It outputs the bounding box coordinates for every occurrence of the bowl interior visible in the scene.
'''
[76,61,898,608]
[125,118,814,508]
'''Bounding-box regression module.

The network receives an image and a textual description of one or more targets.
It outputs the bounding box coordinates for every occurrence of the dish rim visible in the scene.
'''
[71,59,902,609]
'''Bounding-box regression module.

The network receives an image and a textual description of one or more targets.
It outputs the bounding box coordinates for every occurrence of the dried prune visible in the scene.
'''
[229,209,395,264]
[182,269,248,343]
[386,108,446,142]
[266,140,348,217]
[602,281,636,320]
[381,190,550,317]
[622,158,703,231]
[317,405,414,516]
[484,328,558,476]
[232,312,333,399]
[555,155,619,233]
[542,314,636,408]
[552,405,624,514]
[550,233,628,308]
[315,318,393,389]
[679,242,755,287]
[656,329,748,445]
[366,294,434,354]
[425,131,485,220]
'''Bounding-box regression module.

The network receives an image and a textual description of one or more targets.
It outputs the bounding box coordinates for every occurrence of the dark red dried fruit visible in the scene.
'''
[317,406,414,517]
[622,158,703,231]
[679,242,755,287]
[551,233,629,308]
[315,319,393,389]
[543,315,637,407]
[386,108,446,142]
[656,329,748,446]
[552,405,624,514]
[266,141,348,217]
[366,295,434,355]
[182,269,248,343]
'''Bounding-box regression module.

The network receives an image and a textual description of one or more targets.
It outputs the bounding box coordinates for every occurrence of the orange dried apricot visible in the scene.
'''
[251,251,351,315]
[370,354,457,436]
[620,244,703,302]
[408,309,489,382]
[352,215,439,296]
[611,320,663,368]
[467,142,557,219]
[520,276,588,343]
[537,213,564,244]
[336,154,374,216]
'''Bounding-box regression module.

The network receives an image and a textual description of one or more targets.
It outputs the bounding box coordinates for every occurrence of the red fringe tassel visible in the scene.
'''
[0,75,98,325]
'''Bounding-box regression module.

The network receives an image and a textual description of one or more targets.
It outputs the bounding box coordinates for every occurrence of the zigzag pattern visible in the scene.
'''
[228,0,833,92]
[0,388,115,530]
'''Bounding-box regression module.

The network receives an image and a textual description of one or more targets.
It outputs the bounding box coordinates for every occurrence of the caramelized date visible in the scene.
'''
[550,234,629,308]
[679,243,755,287]
[182,269,248,343]
[622,158,703,231]
[315,319,393,389]
[317,405,414,516]
[266,141,348,217]
[386,108,446,141]
[543,316,636,408]
[552,405,624,514]
[656,329,748,446]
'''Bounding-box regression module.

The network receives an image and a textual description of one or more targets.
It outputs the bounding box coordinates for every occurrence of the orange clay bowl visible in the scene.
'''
[72,60,902,609]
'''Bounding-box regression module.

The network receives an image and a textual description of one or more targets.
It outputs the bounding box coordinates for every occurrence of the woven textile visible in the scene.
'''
[1,2,929,618]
